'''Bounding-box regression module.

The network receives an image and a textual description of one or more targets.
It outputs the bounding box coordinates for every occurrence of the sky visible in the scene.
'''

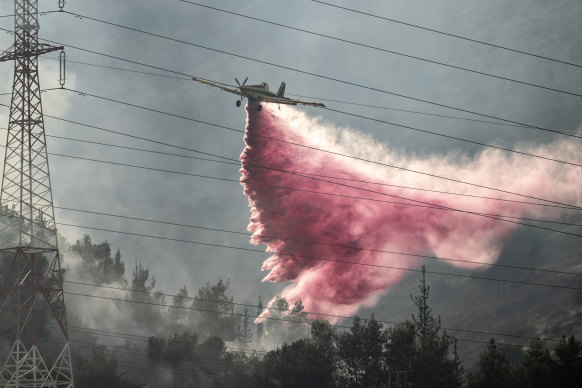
[0,0,581,355]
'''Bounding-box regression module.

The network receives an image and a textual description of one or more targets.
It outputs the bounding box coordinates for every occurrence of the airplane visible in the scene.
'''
[192,76,325,111]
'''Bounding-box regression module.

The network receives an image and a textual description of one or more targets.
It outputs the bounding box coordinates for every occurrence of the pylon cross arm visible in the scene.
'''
[0,44,64,62]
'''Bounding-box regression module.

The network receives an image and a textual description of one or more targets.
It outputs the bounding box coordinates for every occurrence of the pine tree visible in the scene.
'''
[411,265,435,339]
[467,338,513,388]
[191,279,237,340]
[410,265,463,387]
[171,285,189,327]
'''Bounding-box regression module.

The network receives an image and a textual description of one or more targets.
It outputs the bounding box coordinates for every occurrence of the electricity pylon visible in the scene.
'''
[0,0,73,387]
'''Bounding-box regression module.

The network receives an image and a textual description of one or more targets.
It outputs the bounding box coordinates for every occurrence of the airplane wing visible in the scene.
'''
[192,77,244,97]
[261,96,326,108]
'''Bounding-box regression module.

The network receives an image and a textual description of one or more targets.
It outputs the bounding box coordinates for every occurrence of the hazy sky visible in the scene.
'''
[0,0,581,345]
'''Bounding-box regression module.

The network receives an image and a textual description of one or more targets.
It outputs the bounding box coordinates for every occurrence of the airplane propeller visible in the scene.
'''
[235,77,248,108]
[235,77,248,88]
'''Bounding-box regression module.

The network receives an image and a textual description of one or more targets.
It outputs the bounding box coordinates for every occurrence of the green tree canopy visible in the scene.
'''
[71,235,126,285]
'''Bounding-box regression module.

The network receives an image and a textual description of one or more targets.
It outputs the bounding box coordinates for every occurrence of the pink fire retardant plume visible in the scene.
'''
[239,103,582,323]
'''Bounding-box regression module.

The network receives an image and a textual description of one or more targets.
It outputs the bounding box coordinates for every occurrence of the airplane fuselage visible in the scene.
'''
[240,86,280,100]
[192,76,323,110]
[238,82,294,104]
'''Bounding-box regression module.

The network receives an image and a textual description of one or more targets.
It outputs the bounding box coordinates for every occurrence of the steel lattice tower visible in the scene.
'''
[0,0,73,386]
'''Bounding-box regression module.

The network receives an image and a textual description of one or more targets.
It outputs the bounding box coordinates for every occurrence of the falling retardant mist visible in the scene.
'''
[239,103,582,322]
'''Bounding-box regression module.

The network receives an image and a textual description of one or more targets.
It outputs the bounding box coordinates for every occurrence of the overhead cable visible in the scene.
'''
[176,1,582,98]
[57,221,582,291]
[37,115,579,212]
[63,280,563,343]
[40,55,533,129]
[309,0,582,69]
[46,150,582,238]
[56,206,582,276]
[18,25,582,139]
[47,88,582,210]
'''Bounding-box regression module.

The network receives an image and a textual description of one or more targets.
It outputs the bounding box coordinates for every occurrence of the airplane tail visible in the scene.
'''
[277,82,286,97]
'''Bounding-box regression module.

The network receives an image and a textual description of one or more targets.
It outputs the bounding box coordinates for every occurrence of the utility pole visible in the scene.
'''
[256,296,264,346]
[0,0,73,386]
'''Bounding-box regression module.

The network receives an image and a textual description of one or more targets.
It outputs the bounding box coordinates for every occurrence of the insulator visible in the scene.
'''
[59,50,66,88]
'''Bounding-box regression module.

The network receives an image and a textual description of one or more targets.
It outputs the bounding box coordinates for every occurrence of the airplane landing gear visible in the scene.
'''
[236,100,241,107]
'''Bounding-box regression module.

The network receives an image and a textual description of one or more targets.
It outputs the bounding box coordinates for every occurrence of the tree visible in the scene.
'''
[147,332,198,368]
[71,235,125,285]
[258,339,335,388]
[265,296,311,343]
[518,338,554,388]
[171,285,189,328]
[109,249,126,284]
[192,279,238,340]
[336,315,388,387]
[130,262,155,294]
[410,266,463,388]
[469,335,582,388]
[411,265,434,340]
[553,335,582,387]
[310,320,337,358]
[386,320,416,372]
[467,339,514,388]
[75,346,142,388]
[127,262,162,327]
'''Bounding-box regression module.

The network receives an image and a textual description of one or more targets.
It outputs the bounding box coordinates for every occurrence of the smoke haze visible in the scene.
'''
[240,104,582,322]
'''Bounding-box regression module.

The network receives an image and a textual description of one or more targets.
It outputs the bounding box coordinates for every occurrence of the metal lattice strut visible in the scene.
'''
[0,1,73,387]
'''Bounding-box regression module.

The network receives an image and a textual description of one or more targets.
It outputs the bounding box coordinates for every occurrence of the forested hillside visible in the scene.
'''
[2,234,580,387]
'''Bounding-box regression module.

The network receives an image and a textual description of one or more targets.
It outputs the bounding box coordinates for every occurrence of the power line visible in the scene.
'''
[45,88,582,211]
[60,325,269,356]
[13,97,575,238]
[46,149,582,239]
[3,99,579,236]
[62,325,530,360]
[61,281,562,344]
[58,335,260,371]
[57,337,253,368]
[1,3,576,358]
[34,77,582,171]
[176,0,582,98]
[42,329,546,383]
[323,106,582,168]
[59,332,491,380]
[51,57,191,80]
[41,56,579,138]
[61,323,535,363]
[22,25,582,139]
[17,113,575,212]
[50,134,580,213]
[56,206,582,277]
[57,221,582,291]
[62,336,254,381]
[288,94,530,129]
[54,82,582,170]
[44,114,232,163]
[36,129,578,216]
[63,290,339,327]
[9,110,581,228]
[40,55,534,129]
[11,127,582,274]
[309,0,582,69]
